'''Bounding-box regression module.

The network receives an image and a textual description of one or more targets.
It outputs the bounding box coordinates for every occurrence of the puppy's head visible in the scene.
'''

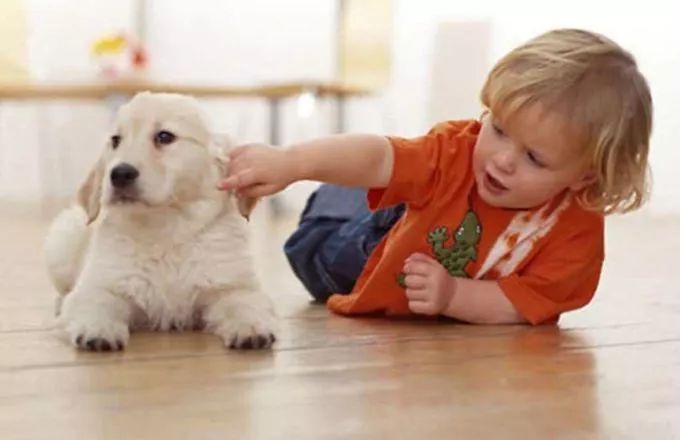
[78,92,257,223]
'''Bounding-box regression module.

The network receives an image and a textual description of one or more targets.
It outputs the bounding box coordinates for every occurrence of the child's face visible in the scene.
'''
[473,105,594,210]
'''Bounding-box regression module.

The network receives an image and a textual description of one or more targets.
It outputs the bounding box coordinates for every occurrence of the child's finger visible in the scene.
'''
[228,144,253,159]
[407,299,437,316]
[403,274,427,289]
[238,183,279,199]
[405,287,430,301]
[229,156,245,173]
[403,261,430,275]
[218,176,239,191]
[406,252,434,263]
[219,170,257,191]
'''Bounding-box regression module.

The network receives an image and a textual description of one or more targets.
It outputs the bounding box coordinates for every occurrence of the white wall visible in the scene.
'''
[2,0,679,215]
[145,0,336,85]
[24,0,134,80]
[22,0,336,83]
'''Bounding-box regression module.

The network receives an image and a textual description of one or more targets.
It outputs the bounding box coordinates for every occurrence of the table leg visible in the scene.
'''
[267,97,284,216]
[335,95,346,133]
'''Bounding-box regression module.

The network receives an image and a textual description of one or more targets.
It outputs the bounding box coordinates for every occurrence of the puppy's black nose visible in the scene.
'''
[110,163,139,188]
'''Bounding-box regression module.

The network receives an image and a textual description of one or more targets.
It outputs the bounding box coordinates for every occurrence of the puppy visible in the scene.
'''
[44,92,276,351]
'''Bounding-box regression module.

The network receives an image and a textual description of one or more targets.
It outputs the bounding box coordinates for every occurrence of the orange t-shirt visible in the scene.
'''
[326,120,604,325]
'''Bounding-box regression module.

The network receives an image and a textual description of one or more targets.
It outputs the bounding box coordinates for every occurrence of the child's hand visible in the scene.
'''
[402,253,457,315]
[218,143,297,198]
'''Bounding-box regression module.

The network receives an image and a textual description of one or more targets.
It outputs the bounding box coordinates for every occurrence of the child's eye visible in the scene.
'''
[491,121,505,137]
[527,151,546,168]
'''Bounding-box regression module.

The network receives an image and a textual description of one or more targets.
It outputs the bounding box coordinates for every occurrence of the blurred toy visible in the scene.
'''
[91,33,147,79]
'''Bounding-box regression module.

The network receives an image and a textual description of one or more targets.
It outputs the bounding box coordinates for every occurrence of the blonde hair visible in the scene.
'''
[480,29,653,214]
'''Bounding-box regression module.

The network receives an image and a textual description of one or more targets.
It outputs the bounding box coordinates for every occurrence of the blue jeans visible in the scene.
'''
[283,184,405,302]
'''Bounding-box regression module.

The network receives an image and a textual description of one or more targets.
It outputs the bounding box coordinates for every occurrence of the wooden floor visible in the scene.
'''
[1,206,679,439]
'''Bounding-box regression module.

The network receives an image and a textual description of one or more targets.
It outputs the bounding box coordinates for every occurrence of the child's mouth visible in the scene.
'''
[483,172,509,194]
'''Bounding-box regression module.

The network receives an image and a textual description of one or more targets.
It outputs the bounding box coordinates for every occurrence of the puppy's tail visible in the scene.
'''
[44,205,91,308]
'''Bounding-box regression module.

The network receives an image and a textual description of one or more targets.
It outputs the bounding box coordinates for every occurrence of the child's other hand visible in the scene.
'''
[403,253,457,315]
[218,143,296,198]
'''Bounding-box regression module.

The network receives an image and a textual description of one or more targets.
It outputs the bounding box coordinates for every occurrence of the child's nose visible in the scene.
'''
[492,150,516,174]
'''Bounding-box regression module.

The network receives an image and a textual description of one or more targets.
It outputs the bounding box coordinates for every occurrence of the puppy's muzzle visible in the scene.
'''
[110,163,141,203]
[110,163,139,189]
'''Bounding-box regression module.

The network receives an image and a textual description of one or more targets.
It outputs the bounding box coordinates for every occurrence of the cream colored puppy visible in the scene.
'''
[44,92,276,351]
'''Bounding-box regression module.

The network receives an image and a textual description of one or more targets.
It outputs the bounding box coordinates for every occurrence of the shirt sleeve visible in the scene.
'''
[367,120,478,211]
[498,212,605,325]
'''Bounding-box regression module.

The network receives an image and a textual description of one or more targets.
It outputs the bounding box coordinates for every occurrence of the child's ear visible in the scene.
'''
[570,171,598,192]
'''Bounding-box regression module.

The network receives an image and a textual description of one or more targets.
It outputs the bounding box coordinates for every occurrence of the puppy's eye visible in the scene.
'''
[154,130,176,146]
[111,135,121,149]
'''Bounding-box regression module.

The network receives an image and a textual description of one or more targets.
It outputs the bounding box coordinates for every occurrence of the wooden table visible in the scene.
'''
[0,80,372,143]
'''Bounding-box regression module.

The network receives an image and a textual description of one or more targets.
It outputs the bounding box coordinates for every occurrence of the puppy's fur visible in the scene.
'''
[44,92,276,351]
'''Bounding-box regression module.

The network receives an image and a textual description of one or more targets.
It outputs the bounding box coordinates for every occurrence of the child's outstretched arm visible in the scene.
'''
[219,134,394,198]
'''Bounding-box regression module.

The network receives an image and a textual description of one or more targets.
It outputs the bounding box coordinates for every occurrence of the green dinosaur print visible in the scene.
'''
[428,210,481,277]
[396,210,481,286]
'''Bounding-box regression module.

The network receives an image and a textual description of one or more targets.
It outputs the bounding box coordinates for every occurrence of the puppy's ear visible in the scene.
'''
[210,133,232,178]
[77,159,105,224]
[211,134,260,221]
[236,196,259,221]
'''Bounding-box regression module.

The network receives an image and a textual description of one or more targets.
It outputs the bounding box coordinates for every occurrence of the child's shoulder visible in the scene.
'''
[426,119,481,138]
[414,119,481,162]
[549,196,605,246]
[564,199,604,227]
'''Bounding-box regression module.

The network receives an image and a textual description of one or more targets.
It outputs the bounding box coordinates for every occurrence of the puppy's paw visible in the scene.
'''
[228,331,276,350]
[215,311,277,350]
[76,335,126,352]
[62,317,130,352]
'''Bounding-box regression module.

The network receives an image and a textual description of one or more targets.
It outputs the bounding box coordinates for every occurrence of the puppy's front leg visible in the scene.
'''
[203,290,277,350]
[58,282,132,352]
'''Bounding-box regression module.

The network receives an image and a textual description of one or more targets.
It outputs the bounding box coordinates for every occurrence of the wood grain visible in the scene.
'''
[1,209,678,439]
